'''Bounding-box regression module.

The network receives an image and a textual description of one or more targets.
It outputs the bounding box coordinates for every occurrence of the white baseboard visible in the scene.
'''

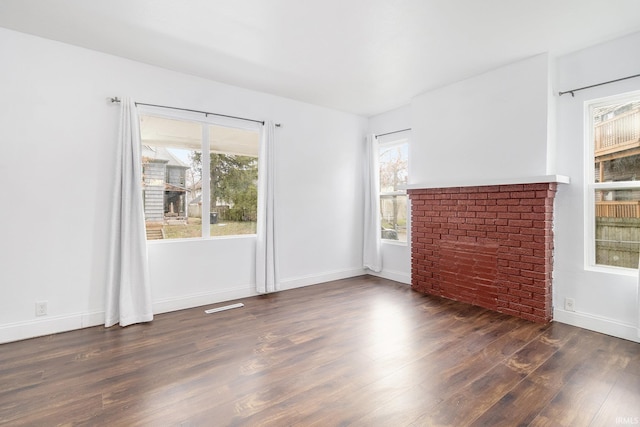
[368,269,411,285]
[0,285,258,344]
[554,308,640,343]
[20,274,638,346]
[278,268,366,291]
[153,285,257,314]
[0,270,368,344]
[0,312,92,344]
[81,310,106,328]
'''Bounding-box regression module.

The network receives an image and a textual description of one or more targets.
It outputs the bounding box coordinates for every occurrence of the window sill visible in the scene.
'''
[382,239,408,247]
[147,234,257,244]
[584,264,638,277]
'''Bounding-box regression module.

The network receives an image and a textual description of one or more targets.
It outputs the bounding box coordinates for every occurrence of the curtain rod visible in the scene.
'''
[558,73,640,97]
[375,128,411,138]
[109,97,280,126]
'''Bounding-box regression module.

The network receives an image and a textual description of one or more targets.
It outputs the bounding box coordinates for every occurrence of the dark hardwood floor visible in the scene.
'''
[1,276,639,426]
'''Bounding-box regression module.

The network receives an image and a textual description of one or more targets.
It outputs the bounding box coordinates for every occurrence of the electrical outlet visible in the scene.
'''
[35,301,47,316]
[564,298,575,312]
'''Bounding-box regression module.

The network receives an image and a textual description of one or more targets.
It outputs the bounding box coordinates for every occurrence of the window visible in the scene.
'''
[587,91,640,268]
[378,134,409,243]
[139,112,260,241]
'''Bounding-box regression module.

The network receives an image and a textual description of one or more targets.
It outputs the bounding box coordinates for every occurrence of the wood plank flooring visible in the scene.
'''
[1,276,639,426]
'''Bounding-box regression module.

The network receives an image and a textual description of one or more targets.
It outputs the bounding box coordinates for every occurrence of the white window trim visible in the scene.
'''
[138,105,262,242]
[378,133,410,245]
[381,238,408,247]
[584,89,640,272]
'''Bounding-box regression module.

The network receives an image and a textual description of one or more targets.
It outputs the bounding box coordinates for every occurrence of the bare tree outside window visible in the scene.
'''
[379,139,408,242]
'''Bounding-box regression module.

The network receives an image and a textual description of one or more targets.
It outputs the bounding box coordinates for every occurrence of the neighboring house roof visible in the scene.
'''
[141,145,189,168]
[165,183,187,192]
[594,101,640,123]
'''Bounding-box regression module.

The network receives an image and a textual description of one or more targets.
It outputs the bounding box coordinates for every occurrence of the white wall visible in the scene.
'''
[410,53,553,185]
[553,31,640,343]
[368,105,412,284]
[0,28,367,343]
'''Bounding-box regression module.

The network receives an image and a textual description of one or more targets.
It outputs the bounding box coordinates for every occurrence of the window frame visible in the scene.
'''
[584,89,640,273]
[137,105,262,243]
[377,132,410,245]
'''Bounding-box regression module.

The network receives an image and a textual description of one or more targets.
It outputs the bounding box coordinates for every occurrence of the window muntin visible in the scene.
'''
[378,137,409,243]
[588,92,640,269]
[139,114,259,241]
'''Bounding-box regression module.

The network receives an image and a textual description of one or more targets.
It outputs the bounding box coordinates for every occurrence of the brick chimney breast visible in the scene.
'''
[408,183,557,323]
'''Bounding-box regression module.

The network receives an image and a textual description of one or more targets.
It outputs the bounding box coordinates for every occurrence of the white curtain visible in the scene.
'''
[637,265,640,339]
[363,134,382,272]
[105,98,153,327]
[256,121,278,293]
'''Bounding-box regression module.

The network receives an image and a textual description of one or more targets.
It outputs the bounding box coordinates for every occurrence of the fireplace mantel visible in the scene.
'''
[405,174,570,190]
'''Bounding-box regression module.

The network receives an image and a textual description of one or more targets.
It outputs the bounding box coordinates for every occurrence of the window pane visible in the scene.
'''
[208,125,259,237]
[593,100,640,183]
[591,97,640,268]
[140,115,202,240]
[595,189,640,268]
[139,115,260,240]
[379,139,408,243]
[381,194,408,242]
[379,143,408,192]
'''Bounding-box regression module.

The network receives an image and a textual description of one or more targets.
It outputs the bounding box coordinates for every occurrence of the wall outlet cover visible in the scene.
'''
[564,298,575,312]
[35,301,47,316]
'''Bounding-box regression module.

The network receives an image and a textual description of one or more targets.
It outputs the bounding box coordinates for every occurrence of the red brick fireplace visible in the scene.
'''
[408,180,561,323]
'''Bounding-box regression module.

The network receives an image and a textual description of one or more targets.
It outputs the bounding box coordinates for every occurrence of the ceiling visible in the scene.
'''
[1,0,640,117]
